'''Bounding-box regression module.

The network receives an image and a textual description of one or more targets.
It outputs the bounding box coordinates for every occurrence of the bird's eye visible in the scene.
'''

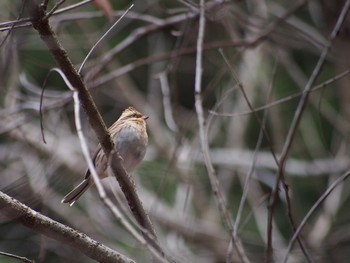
[131,113,137,118]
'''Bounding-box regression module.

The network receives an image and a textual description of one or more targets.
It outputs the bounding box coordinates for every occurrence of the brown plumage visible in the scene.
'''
[62,107,148,205]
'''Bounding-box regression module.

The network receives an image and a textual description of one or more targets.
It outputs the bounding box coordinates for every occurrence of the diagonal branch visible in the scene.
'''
[266,0,350,261]
[0,191,133,263]
[282,170,350,263]
[25,0,165,260]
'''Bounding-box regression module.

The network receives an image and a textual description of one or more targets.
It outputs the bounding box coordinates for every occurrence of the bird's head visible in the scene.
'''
[119,107,149,124]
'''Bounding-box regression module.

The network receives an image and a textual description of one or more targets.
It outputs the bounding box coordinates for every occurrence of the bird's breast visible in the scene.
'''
[114,126,148,172]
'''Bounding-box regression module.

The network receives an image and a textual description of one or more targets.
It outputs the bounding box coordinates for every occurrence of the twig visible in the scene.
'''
[193,1,249,262]
[39,71,53,144]
[218,49,279,167]
[282,170,350,263]
[209,70,350,118]
[0,251,35,263]
[157,71,178,132]
[78,4,134,74]
[0,0,27,49]
[85,11,198,80]
[200,149,350,177]
[85,0,227,80]
[43,0,66,20]
[53,10,163,25]
[218,48,287,262]
[266,0,350,261]
[233,54,278,239]
[52,0,92,16]
[51,68,107,202]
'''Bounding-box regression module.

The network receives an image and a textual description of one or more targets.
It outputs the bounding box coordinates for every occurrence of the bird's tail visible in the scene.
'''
[61,178,91,206]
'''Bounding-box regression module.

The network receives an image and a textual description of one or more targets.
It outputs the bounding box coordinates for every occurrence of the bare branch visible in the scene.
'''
[78,4,134,74]
[282,170,350,263]
[0,251,35,263]
[193,0,249,262]
[267,0,350,261]
[0,191,134,263]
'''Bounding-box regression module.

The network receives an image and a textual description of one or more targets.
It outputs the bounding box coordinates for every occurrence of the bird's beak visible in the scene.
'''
[142,115,149,120]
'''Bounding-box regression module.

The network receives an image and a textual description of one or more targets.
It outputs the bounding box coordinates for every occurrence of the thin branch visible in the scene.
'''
[85,0,227,80]
[218,48,309,262]
[209,69,350,118]
[52,0,92,16]
[218,50,279,167]
[52,10,163,25]
[202,149,350,177]
[193,1,249,262]
[0,0,93,32]
[85,11,199,80]
[78,4,134,74]
[43,0,66,20]
[0,0,27,49]
[282,171,350,263]
[0,251,35,263]
[266,0,350,261]
[233,54,278,237]
[157,71,178,132]
[51,68,107,203]
[39,71,53,144]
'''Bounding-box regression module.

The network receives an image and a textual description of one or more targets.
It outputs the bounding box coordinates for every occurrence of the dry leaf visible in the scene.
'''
[92,0,113,22]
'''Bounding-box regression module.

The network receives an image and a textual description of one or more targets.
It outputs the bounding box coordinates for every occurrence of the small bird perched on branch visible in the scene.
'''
[62,107,148,205]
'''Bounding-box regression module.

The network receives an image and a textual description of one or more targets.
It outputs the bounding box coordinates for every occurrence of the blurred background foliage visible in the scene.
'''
[1,0,350,262]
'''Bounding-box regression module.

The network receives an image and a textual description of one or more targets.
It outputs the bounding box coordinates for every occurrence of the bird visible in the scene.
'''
[62,106,148,205]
